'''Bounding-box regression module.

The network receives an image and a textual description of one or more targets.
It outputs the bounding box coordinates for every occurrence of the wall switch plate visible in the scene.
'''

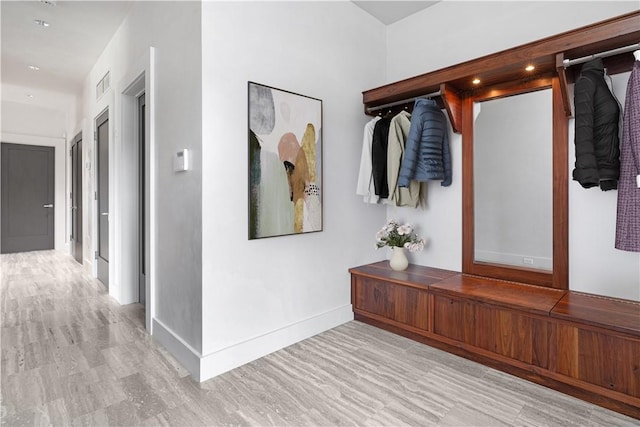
[174,149,189,172]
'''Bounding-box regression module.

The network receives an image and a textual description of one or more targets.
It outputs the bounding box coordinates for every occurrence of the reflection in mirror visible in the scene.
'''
[473,89,553,271]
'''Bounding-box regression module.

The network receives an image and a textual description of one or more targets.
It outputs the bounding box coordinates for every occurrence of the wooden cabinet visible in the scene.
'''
[350,262,640,419]
[552,324,640,398]
[351,262,458,333]
[550,292,640,401]
[353,276,430,330]
[432,295,474,343]
[474,304,551,368]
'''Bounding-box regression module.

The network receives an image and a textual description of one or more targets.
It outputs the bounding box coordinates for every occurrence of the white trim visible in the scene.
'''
[107,47,155,335]
[198,305,354,382]
[147,47,156,334]
[152,317,202,380]
[153,306,355,381]
[113,76,142,306]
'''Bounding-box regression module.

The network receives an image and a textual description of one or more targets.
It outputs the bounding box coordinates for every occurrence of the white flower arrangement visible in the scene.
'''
[375,219,425,252]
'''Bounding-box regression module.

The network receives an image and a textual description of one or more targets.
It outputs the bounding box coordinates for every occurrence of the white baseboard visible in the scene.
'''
[475,249,552,270]
[152,317,202,380]
[151,305,354,382]
[198,304,354,382]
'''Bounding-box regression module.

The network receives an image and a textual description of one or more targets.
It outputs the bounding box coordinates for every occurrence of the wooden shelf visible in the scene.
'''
[363,11,640,119]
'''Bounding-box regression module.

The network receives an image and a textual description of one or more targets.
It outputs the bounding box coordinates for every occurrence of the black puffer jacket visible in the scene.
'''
[573,58,620,191]
[371,117,391,198]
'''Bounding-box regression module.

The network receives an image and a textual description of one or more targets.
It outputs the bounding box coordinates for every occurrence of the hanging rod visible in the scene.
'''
[563,43,640,68]
[366,90,442,113]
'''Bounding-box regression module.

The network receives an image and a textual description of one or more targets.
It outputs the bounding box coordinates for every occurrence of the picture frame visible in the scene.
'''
[248,82,323,240]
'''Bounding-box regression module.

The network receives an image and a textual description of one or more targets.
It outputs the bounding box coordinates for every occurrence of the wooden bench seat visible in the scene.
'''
[429,273,565,316]
[350,260,458,290]
[350,262,640,419]
[551,291,640,337]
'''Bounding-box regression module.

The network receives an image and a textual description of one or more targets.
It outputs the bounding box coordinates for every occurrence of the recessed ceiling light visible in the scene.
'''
[525,65,535,72]
[27,94,34,98]
[34,19,50,27]
[472,78,481,85]
[28,65,40,71]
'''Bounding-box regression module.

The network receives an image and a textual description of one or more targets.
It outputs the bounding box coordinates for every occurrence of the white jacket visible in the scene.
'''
[356,117,381,203]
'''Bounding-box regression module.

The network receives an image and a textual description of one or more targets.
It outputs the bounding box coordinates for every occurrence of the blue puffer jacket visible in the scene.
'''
[398,98,451,187]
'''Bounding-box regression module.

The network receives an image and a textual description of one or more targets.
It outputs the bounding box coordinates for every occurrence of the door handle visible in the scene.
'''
[43,204,54,208]
[72,206,77,210]
[101,212,109,216]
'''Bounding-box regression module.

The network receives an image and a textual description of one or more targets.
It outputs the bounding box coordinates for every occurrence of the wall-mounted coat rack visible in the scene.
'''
[362,11,640,121]
[556,41,640,116]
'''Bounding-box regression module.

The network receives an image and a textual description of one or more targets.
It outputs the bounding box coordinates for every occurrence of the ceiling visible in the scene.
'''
[0,1,436,98]
[1,1,132,95]
[353,1,439,25]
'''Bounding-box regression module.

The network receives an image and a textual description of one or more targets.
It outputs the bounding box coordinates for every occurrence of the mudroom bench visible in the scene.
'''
[349,261,640,419]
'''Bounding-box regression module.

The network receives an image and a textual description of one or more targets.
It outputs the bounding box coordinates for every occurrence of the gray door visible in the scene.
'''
[138,93,146,305]
[96,110,109,287]
[71,133,83,264]
[1,143,55,253]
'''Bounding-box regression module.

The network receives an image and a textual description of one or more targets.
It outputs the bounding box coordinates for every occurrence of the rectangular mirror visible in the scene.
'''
[462,77,568,289]
[473,89,553,271]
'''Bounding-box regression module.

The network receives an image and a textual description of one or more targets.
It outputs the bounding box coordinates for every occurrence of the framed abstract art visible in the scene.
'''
[248,82,323,239]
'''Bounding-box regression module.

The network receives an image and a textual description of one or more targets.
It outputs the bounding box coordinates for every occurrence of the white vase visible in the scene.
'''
[389,247,409,271]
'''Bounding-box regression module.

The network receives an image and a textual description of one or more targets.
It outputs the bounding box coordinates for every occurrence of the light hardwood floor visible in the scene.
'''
[1,250,637,426]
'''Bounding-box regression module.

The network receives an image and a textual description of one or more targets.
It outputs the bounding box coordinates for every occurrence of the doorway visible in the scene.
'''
[96,110,109,287]
[138,93,146,305]
[117,48,154,331]
[70,133,83,264]
[1,143,55,253]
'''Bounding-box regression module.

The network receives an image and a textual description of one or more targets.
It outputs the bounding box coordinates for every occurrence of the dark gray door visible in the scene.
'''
[1,143,55,253]
[96,110,109,287]
[71,133,83,264]
[138,93,146,305]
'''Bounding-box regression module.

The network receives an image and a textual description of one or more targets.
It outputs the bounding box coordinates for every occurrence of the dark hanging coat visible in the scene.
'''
[573,58,621,191]
[371,117,391,198]
[398,98,451,188]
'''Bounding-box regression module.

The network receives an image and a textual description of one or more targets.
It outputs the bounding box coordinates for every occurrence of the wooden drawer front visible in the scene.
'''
[433,295,475,344]
[354,277,429,330]
[554,324,640,398]
[475,305,550,368]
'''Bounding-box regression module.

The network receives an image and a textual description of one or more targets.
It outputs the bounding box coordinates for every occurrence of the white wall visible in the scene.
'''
[79,1,203,352]
[569,71,640,300]
[1,102,66,138]
[201,1,386,380]
[385,1,640,300]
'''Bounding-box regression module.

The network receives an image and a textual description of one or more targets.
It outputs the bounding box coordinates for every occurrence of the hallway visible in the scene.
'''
[1,251,637,426]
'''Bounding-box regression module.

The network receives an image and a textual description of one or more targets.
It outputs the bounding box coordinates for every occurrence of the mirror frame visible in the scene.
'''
[462,76,568,289]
